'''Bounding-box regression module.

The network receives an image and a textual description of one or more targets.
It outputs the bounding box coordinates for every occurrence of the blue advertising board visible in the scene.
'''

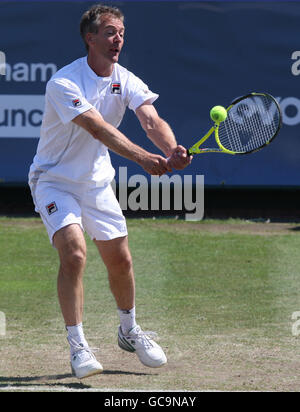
[0,0,300,187]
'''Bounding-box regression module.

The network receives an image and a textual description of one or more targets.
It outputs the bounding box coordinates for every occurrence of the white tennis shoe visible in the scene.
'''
[118,325,167,368]
[69,340,103,379]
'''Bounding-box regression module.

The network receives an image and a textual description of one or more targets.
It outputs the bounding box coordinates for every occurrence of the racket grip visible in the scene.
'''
[167,150,191,161]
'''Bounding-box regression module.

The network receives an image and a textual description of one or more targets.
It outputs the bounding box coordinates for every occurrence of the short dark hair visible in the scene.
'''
[80,4,124,51]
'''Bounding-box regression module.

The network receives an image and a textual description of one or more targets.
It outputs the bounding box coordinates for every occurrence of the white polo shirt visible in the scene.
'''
[28,56,158,187]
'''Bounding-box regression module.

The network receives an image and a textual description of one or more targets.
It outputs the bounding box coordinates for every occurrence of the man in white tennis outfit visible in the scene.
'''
[28,3,191,379]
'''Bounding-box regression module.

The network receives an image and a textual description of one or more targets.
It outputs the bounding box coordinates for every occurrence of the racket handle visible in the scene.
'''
[167,150,191,162]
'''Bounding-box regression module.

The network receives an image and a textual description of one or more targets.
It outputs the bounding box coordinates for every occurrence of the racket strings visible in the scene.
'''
[218,95,280,153]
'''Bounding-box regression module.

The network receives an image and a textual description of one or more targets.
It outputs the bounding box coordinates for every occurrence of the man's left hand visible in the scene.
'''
[167,145,193,170]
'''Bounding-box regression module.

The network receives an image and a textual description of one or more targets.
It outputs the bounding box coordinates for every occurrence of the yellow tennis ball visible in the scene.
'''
[210,106,227,123]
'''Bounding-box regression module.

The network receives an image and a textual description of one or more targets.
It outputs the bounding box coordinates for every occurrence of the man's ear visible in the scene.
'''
[85,33,95,48]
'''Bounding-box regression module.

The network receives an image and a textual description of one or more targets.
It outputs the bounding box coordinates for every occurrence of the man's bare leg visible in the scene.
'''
[94,235,135,315]
[53,223,103,377]
[94,235,167,367]
[53,224,87,326]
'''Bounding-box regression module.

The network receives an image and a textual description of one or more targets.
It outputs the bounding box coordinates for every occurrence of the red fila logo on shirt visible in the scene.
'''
[111,82,121,94]
[46,201,58,215]
[72,98,82,107]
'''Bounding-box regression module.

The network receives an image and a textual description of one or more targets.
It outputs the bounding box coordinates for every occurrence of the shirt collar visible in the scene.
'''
[84,56,114,83]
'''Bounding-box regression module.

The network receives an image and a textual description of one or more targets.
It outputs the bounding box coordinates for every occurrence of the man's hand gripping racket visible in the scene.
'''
[186,92,282,156]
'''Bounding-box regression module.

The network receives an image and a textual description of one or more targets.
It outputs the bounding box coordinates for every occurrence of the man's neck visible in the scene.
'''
[87,55,114,77]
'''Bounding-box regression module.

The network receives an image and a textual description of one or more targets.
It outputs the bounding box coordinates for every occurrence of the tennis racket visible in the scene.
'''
[187,92,282,156]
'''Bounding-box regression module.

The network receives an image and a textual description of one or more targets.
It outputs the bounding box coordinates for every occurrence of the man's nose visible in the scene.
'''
[114,33,123,43]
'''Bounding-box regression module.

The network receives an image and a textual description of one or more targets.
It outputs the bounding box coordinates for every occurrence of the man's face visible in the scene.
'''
[88,15,125,64]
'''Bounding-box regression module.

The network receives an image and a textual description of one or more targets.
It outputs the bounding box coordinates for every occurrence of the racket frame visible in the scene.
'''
[187,92,282,156]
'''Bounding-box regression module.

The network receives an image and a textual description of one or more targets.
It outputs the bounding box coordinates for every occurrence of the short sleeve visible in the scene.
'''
[46,78,93,124]
[126,72,159,112]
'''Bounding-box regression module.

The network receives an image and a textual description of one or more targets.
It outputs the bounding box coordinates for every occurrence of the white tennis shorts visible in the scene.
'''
[31,179,128,244]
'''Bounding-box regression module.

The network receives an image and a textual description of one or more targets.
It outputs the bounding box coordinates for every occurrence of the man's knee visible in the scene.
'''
[54,224,87,273]
[115,252,133,274]
[96,236,133,274]
[60,248,86,273]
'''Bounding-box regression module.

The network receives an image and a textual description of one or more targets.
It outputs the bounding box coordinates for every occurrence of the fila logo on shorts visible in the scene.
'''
[72,98,82,107]
[46,201,58,215]
[111,82,121,94]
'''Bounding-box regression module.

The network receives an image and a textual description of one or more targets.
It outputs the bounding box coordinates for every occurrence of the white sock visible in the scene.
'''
[66,323,89,355]
[118,307,137,335]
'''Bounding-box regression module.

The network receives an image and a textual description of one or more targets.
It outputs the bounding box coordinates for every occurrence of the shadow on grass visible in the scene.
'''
[289,226,300,231]
[0,369,153,390]
[0,374,88,390]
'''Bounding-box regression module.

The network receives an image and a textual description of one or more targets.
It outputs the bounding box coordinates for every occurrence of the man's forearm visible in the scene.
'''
[145,118,177,157]
[73,108,149,166]
[93,122,171,175]
[94,120,149,165]
[72,108,171,176]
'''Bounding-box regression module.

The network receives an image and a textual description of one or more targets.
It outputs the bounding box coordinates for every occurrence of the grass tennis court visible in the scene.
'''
[1,217,300,392]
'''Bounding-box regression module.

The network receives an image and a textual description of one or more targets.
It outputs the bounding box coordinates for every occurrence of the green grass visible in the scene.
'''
[1,217,300,391]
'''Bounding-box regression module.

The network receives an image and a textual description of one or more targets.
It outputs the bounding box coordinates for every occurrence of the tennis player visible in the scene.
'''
[28,3,191,379]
